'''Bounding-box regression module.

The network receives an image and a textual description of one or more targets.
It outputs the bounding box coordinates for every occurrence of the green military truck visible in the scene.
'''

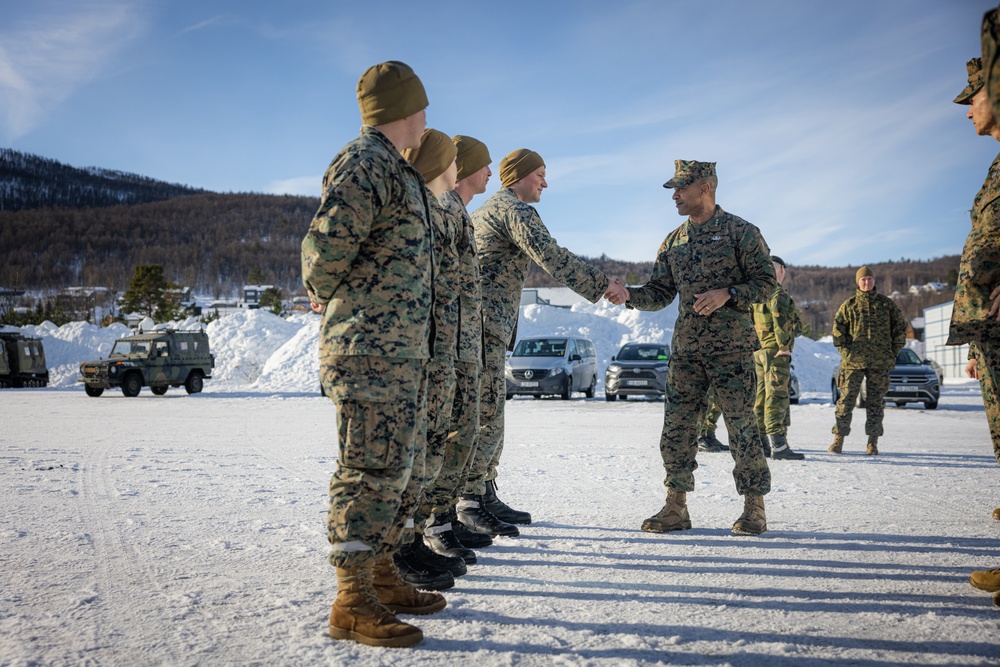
[0,332,49,388]
[79,328,214,397]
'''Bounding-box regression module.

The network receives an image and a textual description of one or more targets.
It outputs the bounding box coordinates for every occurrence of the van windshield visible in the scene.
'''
[512,338,567,357]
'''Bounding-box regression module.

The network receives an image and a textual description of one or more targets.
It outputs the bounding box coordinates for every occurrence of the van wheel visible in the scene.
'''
[561,376,572,400]
[185,373,204,394]
[122,373,142,397]
[84,385,104,398]
[584,375,596,398]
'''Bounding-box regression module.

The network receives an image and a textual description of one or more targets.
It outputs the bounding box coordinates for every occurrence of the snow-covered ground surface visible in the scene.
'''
[3,304,1000,665]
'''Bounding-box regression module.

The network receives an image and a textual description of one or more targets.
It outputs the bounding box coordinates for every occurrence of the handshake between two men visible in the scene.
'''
[602,277,739,318]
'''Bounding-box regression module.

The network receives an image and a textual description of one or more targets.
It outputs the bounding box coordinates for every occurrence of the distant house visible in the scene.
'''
[241,285,274,309]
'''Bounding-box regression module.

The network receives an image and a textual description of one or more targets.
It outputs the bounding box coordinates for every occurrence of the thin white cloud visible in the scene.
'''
[266,176,321,197]
[0,2,144,141]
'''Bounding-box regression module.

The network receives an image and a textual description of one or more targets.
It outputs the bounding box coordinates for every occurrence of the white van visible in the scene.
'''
[504,336,598,400]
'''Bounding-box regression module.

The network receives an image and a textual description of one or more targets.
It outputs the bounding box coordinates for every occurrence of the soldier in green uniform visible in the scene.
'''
[753,255,805,460]
[607,160,776,536]
[458,148,621,536]
[696,388,727,452]
[301,61,443,648]
[827,267,907,456]
[421,135,495,558]
[952,55,1000,606]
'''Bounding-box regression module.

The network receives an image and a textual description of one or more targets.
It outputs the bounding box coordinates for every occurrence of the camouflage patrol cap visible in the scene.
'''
[402,128,457,183]
[954,57,984,105]
[452,135,491,181]
[771,255,786,267]
[356,61,428,126]
[663,160,716,189]
[500,149,544,187]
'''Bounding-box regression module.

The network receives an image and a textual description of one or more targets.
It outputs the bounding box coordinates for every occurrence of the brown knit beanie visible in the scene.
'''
[401,129,457,183]
[856,266,874,282]
[453,135,491,181]
[500,149,544,187]
[356,61,428,126]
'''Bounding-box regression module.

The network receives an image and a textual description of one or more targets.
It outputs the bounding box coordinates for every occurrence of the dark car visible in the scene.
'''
[604,342,669,401]
[831,347,941,409]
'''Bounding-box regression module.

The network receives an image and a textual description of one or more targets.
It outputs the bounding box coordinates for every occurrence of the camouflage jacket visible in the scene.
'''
[473,187,608,345]
[832,288,906,370]
[429,189,459,359]
[441,190,484,365]
[753,285,796,352]
[948,150,1000,346]
[626,206,775,356]
[301,126,434,360]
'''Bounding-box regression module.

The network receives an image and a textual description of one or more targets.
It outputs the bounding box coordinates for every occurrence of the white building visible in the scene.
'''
[923,301,970,380]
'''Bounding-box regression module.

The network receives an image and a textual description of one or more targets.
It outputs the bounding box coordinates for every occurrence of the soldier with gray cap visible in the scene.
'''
[302,60,442,648]
[607,160,776,536]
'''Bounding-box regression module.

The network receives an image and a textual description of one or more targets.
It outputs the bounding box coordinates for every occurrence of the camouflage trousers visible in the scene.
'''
[418,358,481,517]
[832,366,890,437]
[412,355,457,527]
[976,340,1000,464]
[698,386,722,436]
[659,352,771,495]
[464,333,506,496]
[321,355,427,569]
[753,348,791,435]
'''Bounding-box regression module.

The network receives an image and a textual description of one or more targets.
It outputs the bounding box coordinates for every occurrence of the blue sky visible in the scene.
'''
[0,0,996,267]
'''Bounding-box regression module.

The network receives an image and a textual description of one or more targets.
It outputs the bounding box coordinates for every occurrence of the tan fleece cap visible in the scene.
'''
[356,60,428,126]
[499,149,544,187]
[453,135,492,181]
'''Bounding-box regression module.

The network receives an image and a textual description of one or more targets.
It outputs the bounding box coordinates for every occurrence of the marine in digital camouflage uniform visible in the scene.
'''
[828,266,906,456]
[458,148,611,533]
[615,160,776,536]
[955,48,1000,605]
[753,255,805,460]
[301,61,443,648]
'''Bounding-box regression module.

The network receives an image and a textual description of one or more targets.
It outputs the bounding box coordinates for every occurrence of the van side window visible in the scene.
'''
[567,340,577,357]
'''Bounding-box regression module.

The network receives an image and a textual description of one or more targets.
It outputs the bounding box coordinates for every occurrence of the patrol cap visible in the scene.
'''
[500,149,544,187]
[856,266,874,282]
[453,135,491,182]
[663,160,716,189]
[357,60,428,126]
[401,128,457,183]
[770,255,786,267]
[954,57,984,105]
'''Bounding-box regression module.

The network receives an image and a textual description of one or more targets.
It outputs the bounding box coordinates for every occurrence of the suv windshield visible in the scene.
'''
[618,345,668,361]
[110,340,151,357]
[896,349,921,365]
[512,339,567,357]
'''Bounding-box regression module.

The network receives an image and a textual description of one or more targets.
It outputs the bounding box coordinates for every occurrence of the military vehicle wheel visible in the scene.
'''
[584,375,596,398]
[185,372,204,394]
[605,392,617,402]
[151,386,168,396]
[122,373,142,397]
[561,376,572,400]
[84,385,104,398]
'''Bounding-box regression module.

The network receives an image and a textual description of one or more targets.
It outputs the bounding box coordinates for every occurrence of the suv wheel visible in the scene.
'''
[606,392,617,402]
[185,372,204,395]
[122,373,142,397]
[925,399,938,409]
[84,385,104,398]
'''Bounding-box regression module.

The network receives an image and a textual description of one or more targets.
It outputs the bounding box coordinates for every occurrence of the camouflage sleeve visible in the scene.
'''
[301,161,383,305]
[508,205,608,302]
[733,223,776,306]
[889,300,907,354]
[832,301,851,352]
[771,291,795,352]
[626,234,678,311]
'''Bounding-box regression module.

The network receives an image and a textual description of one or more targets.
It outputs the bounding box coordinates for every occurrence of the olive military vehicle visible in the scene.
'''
[79,328,214,397]
[0,332,49,388]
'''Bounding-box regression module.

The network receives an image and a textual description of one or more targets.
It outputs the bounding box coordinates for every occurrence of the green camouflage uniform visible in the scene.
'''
[948,152,1000,463]
[468,187,608,495]
[414,189,460,527]
[753,286,797,435]
[626,206,775,495]
[301,126,433,569]
[423,189,483,513]
[699,387,722,436]
[831,288,907,438]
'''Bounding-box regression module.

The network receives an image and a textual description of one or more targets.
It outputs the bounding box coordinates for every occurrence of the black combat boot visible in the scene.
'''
[457,494,519,537]
[450,506,494,548]
[769,433,805,460]
[393,544,456,591]
[408,534,467,577]
[424,512,477,565]
[697,431,728,452]
[482,479,532,524]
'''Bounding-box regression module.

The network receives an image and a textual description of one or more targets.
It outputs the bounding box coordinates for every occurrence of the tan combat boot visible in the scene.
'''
[970,568,1000,592]
[329,566,423,648]
[732,494,767,536]
[372,556,447,615]
[828,435,844,454]
[866,437,879,456]
[641,489,692,532]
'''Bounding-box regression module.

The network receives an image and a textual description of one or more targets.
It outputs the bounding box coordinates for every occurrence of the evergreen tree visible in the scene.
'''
[259,287,286,316]
[120,265,180,322]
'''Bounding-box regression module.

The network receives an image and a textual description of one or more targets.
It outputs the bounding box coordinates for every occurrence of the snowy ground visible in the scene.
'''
[3,381,1000,666]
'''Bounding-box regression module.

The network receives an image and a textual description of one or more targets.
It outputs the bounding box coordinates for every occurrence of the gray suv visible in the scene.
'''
[605,342,669,401]
[831,347,940,409]
[505,336,598,399]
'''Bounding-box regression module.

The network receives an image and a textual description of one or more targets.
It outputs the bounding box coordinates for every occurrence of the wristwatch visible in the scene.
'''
[727,287,738,306]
